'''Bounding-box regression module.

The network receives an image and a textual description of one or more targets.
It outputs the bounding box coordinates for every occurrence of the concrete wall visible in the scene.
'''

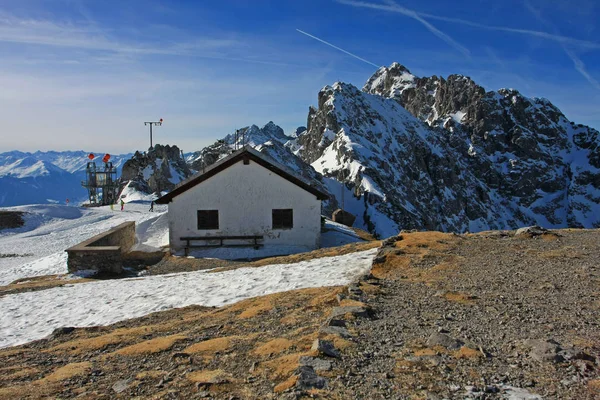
[66,221,135,274]
[167,160,322,252]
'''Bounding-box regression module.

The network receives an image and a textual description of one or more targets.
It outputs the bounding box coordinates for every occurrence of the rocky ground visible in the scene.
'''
[0,229,599,399]
[326,228,600,399]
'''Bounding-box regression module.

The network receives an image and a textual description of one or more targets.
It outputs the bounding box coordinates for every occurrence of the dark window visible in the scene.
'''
[272,209,293,229]
[197,210,219,230]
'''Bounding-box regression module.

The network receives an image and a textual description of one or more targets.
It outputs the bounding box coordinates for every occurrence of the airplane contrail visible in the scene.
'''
[296,29,380,68]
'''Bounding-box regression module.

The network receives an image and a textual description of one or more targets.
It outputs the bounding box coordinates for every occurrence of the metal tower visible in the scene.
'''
[82,154,120,206]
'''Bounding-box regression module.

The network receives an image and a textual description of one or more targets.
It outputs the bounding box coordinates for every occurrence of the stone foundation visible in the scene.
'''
[65,222,135,274]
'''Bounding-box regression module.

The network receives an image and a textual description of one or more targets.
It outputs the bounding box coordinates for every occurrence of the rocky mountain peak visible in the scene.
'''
[189,122,294,172]
[291,126,307,137]
[363,63,417,100]
[119,144,191,197]
[290,62,600,236]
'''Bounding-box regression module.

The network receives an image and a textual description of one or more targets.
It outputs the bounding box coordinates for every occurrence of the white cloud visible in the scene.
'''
[0,12,237,56]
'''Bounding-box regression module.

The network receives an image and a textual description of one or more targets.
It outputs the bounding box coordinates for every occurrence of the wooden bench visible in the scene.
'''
[180,235,264,256]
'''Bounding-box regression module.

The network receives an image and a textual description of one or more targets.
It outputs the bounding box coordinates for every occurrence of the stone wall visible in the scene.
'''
[65,222,135,274]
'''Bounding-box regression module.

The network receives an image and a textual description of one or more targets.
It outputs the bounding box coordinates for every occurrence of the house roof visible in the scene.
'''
[155,146,329,204]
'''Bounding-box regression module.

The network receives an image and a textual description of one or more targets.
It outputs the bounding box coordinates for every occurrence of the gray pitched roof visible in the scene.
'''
[156,146,329,204]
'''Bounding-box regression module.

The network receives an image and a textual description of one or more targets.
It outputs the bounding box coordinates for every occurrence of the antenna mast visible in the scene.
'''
[144,118,163,149]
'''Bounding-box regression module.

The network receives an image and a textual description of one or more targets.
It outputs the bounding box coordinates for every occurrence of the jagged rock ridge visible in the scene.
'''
[291,62,600,235]
[119,144,191,196]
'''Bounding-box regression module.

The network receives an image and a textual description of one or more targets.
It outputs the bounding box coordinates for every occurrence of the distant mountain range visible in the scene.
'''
[2,62,599,236]
[0,151,131,206]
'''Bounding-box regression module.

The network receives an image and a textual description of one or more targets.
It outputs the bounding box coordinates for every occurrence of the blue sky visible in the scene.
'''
[0,0,598,153]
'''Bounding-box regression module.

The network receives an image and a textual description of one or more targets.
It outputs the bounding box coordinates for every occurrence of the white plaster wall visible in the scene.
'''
[167,160,322,252]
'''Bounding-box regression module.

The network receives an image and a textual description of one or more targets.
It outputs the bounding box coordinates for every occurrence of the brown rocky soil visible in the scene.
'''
[326,229,600,399]
[1,229,599,399]
[0,286,350,400]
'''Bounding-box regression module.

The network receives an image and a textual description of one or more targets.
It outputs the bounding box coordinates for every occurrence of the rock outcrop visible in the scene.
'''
[119,144,191,196]
[290,63,600,236]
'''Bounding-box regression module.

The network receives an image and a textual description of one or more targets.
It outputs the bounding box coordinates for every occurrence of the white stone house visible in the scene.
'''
[156,147,329,255]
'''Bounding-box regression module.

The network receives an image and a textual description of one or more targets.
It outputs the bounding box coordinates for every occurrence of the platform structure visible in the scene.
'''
[82,158,120,206]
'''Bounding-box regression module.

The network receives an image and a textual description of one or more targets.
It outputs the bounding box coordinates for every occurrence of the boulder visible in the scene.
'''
[311,339,341,358]
[426,333,464,350]
[515,226,548,237]
[298,356,332,371]
[319,326,353,339]
[295,366,327,390]
[112,379,132,394]
[332,209,356,227]
[330,306,372,319]
[524,339,562,363]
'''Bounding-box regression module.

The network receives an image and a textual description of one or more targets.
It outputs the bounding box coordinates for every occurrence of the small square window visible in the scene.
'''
[272,209,293,229]
[197,210,219,230]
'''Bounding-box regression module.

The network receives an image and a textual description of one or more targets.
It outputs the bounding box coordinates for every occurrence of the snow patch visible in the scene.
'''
[0,203,167,285]
[0,249,378,348]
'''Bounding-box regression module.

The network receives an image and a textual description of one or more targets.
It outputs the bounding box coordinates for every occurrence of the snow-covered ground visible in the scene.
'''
[0,248,377,348]
[184,245,315,260]
[0,201,378,349]
[0,202,365,285]
[0,203,168,285]
[321,219,364,247]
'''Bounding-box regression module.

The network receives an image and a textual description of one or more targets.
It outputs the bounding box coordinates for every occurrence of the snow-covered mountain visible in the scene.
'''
[0,157,68,179]
[0,151,132,207]
[188,123,327,190]
[292,62,600,235]
[0,151,130,174]
[181,121,397,236]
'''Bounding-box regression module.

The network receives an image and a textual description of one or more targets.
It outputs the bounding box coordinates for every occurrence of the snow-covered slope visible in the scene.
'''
[0,151,132,207]
[0,200,376,349]
[290,63,600,235]
[0,157,67,178]
[0,203,168,286]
